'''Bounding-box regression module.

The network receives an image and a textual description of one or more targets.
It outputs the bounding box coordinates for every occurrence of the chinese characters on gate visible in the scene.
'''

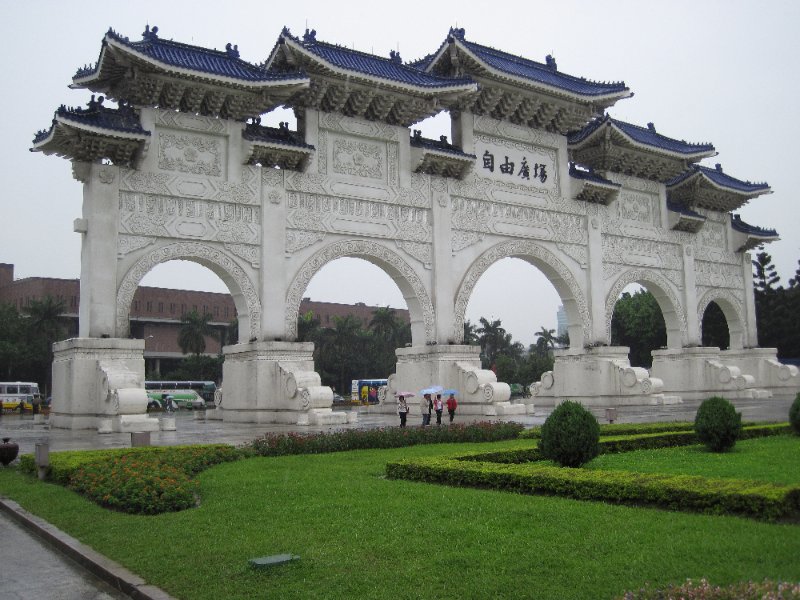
[482,150,547,184]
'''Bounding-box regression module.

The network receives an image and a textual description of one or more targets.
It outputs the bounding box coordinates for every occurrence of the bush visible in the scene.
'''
[619,578,800,599]
[695,396,742,452]
[245,421,524,457]
[539,400,600,467]
[790,393,800,435]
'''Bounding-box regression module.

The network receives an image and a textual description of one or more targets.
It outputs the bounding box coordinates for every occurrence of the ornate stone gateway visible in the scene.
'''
[33,26,797,430]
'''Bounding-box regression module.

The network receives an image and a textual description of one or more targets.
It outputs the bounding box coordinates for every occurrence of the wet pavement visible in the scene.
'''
[0,392,796,600]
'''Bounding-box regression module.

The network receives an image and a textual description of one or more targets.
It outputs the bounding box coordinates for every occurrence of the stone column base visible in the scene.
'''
[51,338,147,431]
[651,347,770,401]
[533,346,681,407]
[721,348,800,392]
[221,341,344,425]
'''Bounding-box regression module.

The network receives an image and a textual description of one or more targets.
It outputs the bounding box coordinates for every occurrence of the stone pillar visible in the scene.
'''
[682,245,701,346]
[450,110,475,155]
[75,163,121,338]
[585,213,608,345]
[741,251,758,348]
[259,170,288,341]
[430,178,454,343]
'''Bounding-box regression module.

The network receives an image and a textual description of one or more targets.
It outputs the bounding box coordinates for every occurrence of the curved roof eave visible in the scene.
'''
[73,36,309,91]
[278,37,477,98]
[449,39,631,105]
[55,114,151,141]
[572,121,716,161]
[668,167,772,197]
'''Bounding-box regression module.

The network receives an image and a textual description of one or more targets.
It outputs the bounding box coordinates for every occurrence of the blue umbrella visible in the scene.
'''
[443,389,459,396]
[419,385,444,395]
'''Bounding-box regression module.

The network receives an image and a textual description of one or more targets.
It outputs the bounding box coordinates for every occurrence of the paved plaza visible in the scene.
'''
[0,393,796,600]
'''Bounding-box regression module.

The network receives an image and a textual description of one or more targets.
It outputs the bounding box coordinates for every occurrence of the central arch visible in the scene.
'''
[697,288,746,350]
[116,241,261,341]
[285,239,435,344]
[453,240,590,348]
[605,269,688,349]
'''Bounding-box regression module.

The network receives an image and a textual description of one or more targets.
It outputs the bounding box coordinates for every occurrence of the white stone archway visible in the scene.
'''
[453,239,590,348]
[605,268,689,350]
[116,241,262,342]
[697,288,746,350]
[284,239,435,345]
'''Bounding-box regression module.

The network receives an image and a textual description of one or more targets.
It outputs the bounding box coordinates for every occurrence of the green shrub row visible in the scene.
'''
[518,420,773,439]
[618,577,800,599]
[386,454,800,521]
[19,445,242,514]
[470,424,791,464]
[244,421,524,457]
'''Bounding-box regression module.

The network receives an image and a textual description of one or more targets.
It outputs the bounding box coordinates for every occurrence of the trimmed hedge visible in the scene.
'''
[386,454,800,521]
[790,392,800,435]
[18,445,243,514]
[520,421,696,439]
[244,421,524,457]
[619,578,800,599]
[388,425,798,521]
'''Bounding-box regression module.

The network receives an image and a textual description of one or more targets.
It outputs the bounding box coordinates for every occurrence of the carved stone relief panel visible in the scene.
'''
[695,260,744,289]
[318,111,401,142]
[331,136,386,180]
[158,131,222,177]
[616,190,659,227]
[119,169,255,204]
[602,235,682,271]
[118,192,260,245]
[155,111,227,134]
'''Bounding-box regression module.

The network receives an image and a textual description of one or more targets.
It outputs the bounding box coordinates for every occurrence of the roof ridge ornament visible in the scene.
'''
[647,122,656,132]
[545,54,557,71]
[303,28,317,43]
[142,25,159,41]
[225,43,240,59]
[389,49,402,64]
[448,27,466,41]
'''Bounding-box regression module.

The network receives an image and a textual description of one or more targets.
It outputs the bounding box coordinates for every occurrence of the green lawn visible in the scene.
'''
[589,435,800,485]
[1,437,798,600]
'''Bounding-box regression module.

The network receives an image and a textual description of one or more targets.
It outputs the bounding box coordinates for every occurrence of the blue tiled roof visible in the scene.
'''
[421,27,628,98]
[568,163,620,187]
[731,214,778,238]
[569,115,716,155]
[33,97,149,144]
[243,121,314,150]
[666,199,704,219]
[667,164,770,194]
[75,26,304,84]
[277,29,474,89]
[410,131,476,158]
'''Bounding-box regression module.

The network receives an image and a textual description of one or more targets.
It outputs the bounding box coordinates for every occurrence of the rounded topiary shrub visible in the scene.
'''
[790,392,800,435]
[539,400,600,467]
[694,396,742,452]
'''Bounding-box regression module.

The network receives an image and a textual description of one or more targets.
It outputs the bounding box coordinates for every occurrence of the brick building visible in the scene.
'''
[0,263,409,375]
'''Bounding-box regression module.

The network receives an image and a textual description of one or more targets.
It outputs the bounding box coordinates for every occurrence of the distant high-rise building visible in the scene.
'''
[556,305,567,339]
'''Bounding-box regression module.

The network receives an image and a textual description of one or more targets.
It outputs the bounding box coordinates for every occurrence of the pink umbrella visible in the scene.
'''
[394,391,416,397]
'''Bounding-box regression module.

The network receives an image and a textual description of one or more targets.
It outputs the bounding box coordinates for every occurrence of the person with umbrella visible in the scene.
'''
[445,390,458,422]
[420,393,432,426]
[433,393,444,425]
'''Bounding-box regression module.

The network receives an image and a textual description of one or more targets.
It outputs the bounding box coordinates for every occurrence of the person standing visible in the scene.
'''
[446,393,458,423]
[397,395,409,427]
[420,393,432,426]
[433,394,444,425]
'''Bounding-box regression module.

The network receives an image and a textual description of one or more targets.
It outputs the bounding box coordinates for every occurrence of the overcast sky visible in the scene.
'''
[2,1,798,347]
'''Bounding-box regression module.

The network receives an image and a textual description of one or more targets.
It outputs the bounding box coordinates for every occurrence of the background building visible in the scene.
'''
[0,263,409,376]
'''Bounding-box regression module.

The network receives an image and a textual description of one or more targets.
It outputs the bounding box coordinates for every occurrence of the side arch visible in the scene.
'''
[453,240,590,347]
[116,242,261,341]
[697,289,746,350]
[285,239,435,344]
[605,269,688,349]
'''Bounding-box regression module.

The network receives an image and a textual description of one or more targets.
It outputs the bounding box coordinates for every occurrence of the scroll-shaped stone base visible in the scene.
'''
[721,348,800,393]
[221,341,347,425]
[651,347,770,401]
[533,346,681,407]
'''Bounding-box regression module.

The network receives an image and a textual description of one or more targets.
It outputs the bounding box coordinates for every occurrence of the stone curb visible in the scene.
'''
[0,497,177,600]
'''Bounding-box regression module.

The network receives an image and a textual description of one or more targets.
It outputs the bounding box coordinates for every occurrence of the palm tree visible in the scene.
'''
[477,317,507,368]
[297,310,321,343]
[463,319,479,345]
[534,327,557,356]
[369,307,400,343]
[177,310,217,356]
[23,295,69,396]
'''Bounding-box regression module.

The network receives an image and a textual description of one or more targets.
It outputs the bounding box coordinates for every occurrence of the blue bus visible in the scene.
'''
[350,379,388,405]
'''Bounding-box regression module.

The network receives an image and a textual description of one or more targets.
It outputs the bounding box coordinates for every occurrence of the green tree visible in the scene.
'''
[368,307,410,377]
[477,317,508,369]
[177,310,217,356]
[316,315,371,395]
[0,302,28,380]
[297,310,321,343]
[23,295,70,395]
[463,319,479,345]
[610,290,666,368]
[701,302,729,350]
